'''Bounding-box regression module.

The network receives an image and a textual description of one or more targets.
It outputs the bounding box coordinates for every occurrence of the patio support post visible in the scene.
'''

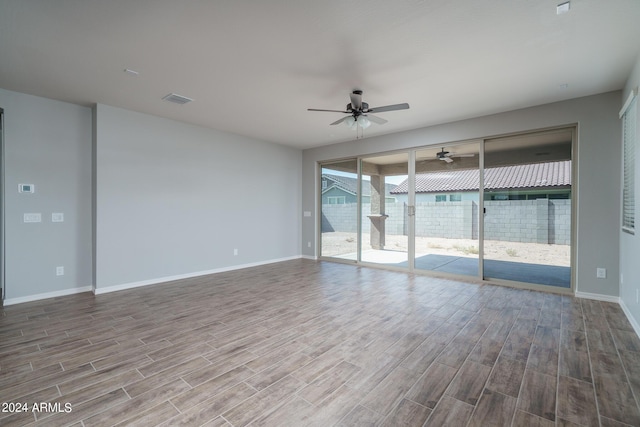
[368,175,388,250]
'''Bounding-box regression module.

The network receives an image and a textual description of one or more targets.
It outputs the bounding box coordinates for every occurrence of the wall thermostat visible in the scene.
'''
[18,184,35,193]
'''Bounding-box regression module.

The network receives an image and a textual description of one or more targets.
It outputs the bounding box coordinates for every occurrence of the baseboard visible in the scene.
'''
[619,299,640,339]
[575,291,620,303]
[93,255,303,296]
[3,286,93,306]
[301,255,318,260]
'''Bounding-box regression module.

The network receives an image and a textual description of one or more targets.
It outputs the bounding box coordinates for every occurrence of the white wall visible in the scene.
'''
[302,91,622,297]
[0,88,93,303]
[620,54,640,331]
[94,104,302,291]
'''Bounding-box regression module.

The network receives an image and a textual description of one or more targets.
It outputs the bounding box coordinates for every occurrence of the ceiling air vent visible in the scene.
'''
[162,93,193,105]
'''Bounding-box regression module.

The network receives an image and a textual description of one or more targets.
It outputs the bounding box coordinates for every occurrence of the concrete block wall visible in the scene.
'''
[414,201,475,239]
[321,204,359,233]
[484,200,539,243]
[321,199,571,244]
[550,200,572,245]
[320,203,404,235]
[484,199,571,244]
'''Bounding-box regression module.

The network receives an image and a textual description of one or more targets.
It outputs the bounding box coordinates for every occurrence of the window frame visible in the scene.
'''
[620,89,637,234]
[327,196,346,205]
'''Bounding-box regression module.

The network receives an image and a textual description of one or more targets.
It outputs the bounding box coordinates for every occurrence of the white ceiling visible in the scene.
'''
[1,0,639,149]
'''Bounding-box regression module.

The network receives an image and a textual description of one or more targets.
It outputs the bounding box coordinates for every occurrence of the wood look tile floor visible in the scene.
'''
[2,259,640,426]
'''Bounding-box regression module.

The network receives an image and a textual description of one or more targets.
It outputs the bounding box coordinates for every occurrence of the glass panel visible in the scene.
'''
[360,153,409,267]
[413,144,480,276]
[483,130,572,288]
[320,160,358,260]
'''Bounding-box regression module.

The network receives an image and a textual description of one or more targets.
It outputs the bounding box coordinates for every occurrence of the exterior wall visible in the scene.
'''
[414,201,476,239]
[321,187,356,204]
[322,199,571,245]
[321,203,358,233]
[549,199,572,245]
[485,199,571,244]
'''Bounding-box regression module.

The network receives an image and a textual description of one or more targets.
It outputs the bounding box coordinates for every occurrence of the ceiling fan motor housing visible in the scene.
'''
[346,102,368,113]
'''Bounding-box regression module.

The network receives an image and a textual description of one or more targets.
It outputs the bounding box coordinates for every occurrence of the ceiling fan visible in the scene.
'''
[436,147,476,163]
[308,90,409,129]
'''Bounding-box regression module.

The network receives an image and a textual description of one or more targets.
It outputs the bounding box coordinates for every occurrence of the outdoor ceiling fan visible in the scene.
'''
[307,90,409,130]
[437,147,475,163]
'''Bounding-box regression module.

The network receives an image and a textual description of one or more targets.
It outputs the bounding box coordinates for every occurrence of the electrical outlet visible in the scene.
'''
[233,249,238,256]
[56,266,64,276]
[596,268,607,279]
[52,212,64,222]
[307,241,311,248]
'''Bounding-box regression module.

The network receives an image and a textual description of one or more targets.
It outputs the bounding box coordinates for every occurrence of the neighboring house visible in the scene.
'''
[321,174,398,204]
[391,160,571,202]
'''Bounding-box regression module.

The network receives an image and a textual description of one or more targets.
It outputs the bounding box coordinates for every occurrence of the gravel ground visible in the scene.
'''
[321,232,570,266]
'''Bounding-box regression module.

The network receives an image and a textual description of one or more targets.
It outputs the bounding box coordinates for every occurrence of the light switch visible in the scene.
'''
[18,183,35,193]
[303,211,311,217]
[52,213,64,222]
[24,213,42,223]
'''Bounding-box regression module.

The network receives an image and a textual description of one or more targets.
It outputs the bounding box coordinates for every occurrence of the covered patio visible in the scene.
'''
[327,234,571,289]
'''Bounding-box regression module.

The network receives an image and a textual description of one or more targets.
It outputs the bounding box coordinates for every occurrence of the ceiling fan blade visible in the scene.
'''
[366,114,388,125]
[441,156,454,163]
[368,103,410,113]
[330,116,350,126]
[451,153,476,158]
[350,91,363,110]
[308,108,350,113]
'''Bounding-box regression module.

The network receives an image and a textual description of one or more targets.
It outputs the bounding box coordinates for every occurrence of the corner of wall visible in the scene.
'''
[91,104,97,293]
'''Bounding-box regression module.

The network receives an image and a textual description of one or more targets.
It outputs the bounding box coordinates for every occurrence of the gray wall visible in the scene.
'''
[0,90,302,302]
[0,88,92,301]
[94,104,302,290]
[303,91,622,297]
[620,54,640,328]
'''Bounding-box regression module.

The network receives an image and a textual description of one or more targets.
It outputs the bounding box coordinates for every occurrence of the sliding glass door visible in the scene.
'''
[482,129,573,288]
[319,128,573,291]
[320,159,359,261]
[359,153,409,267]
[413,143,480,277]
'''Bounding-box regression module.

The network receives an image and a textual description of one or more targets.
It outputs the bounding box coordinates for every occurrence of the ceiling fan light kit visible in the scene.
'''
[344,115,370,130]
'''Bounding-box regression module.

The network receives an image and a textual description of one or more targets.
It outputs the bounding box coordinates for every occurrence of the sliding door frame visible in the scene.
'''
[355,150,415,273]
[480,126,576,294]
[0,109,4,302]
[316,125,576,295]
